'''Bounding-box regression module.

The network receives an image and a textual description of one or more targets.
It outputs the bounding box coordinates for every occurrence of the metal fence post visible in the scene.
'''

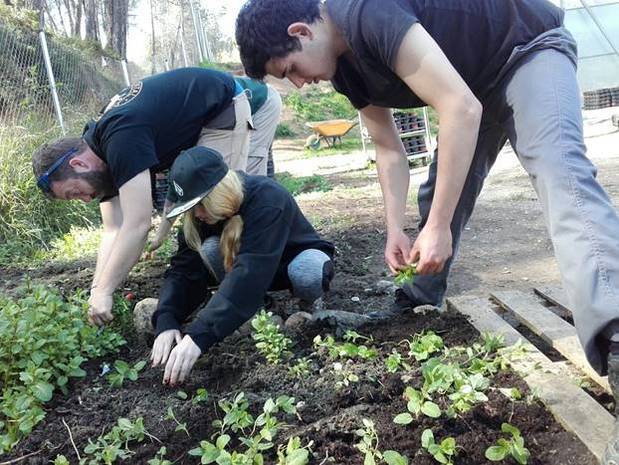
[189,0,204,62]
[121,59,131,86]
[39,30,65,134]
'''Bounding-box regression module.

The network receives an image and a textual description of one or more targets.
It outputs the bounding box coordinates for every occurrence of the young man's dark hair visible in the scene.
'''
[235,0,321,79]
[32,137,88,184]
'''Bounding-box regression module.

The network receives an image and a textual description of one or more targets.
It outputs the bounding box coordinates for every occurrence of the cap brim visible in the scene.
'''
[166,195,205,220]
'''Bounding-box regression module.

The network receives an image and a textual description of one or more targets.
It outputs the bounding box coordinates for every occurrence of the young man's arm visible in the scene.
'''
[91,197,123,289]
[391,23,482,275]
[88,169,153,325]
[359,105,412,273]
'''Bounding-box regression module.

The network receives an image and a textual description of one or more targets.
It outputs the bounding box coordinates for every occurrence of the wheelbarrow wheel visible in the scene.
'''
[305,134,321,150]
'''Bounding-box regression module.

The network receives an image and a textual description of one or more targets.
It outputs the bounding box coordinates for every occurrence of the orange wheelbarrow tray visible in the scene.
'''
[304,119,358,149]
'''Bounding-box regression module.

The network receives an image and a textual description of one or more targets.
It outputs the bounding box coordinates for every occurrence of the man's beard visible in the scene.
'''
[76,169,116,200]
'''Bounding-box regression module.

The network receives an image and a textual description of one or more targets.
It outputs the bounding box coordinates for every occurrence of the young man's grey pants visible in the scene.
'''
[404,29,619,375]
[202,237,330,304]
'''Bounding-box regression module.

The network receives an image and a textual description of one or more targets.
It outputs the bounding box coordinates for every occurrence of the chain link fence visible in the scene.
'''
[0,17,136,133]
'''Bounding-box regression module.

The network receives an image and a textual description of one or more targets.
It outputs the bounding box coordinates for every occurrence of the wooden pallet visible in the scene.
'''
[447,293,614,463]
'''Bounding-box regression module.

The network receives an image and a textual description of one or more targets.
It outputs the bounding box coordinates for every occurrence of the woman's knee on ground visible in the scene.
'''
[288,249,334,303]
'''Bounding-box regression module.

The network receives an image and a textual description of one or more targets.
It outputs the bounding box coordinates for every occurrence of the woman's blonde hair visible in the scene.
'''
[183,170,244,274]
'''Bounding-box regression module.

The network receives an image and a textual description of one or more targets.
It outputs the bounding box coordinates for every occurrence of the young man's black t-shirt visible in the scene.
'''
[82,68,237,193]
[327,0,564,109]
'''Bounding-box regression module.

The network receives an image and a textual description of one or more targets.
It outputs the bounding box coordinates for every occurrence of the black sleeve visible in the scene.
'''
[151,229,214,335]
[183,205,292,352]
[358,0,418,71]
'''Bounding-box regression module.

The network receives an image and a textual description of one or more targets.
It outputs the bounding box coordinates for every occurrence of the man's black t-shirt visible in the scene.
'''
[327,0,564,109]
[82,67,236,191]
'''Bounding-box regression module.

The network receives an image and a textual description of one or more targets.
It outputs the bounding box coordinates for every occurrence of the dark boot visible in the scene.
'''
[602,353,619,465]
[367,288,418,320]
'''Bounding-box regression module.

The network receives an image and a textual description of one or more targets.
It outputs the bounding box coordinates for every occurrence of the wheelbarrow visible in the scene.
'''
[304,119,358,150]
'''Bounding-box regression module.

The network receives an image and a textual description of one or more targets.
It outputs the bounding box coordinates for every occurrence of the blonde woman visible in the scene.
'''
[149,147,334,386]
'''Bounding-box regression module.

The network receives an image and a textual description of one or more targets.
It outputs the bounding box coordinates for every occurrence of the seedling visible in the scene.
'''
[148,446,172,465]
[288,357,311,378]
[213,392,254,435]
[421,429,457,465]
[313,331,378,361]
[277,437,313,465]
[499,387,523,401]
[251,310,293,364]
[83,417,153,464]
[448,373,489,414]
[355,418,383,465]
[385,349,411,373]
[165,406,190,437]
[176,390,188,400]
[192,387,209,405]
[406,331,444,361]
[485,423,530,464]
[333,362,360,389]
[394,387,441,425]
[107,360,146,388]
[355,418,410,465]
[189,434,233,464]
[394,264,417,287]
[54,455,70,465]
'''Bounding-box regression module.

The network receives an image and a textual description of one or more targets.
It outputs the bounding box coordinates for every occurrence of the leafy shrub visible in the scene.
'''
[274,172,332,196]
[284,87,356,122]
[0,285,125,452]
[275,122,295,138]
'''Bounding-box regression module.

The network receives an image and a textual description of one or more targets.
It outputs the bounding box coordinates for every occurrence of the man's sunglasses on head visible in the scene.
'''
[36,147,79,195]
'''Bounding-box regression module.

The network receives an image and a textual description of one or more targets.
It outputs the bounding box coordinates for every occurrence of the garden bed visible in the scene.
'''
[8,306,596,464]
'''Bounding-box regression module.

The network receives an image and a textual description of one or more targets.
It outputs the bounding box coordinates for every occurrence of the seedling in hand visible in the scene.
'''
[394,264,417,287]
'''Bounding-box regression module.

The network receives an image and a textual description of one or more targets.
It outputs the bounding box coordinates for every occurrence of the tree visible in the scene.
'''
[102,0,128,58]
[84,0,99,42]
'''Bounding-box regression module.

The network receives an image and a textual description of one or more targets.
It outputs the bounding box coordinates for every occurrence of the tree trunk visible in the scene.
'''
[84,0,99,42]
[104,0,128,58]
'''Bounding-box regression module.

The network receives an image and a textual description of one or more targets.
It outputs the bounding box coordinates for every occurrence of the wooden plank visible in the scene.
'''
[447,295,613,462]
[491,290,610,393]
[534,285,573,317]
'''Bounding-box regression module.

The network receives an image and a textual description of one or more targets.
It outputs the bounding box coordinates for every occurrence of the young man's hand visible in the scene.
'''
[409,224,452,274]
[151,329,182,367]
[385,229,412,273]
[88,291,114,326]
[163,335,201,386]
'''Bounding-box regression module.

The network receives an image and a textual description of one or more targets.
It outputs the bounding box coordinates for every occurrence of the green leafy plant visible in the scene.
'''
[421,429,457,465]
[0,286,125,452]
[192,387,209,405]
[147,446,172,465]
[277,437,313,465]
[192,394,298,465]
[166,406,190,437]
[332,362,360,389]
[407,331,444,361]
[107,360,146,388]
[394,264,417,287]
[385,349,411,373]
[393,387,441,425]
[54,455,70,465]
[288,357,311,378]
[83,417,154,464]
[355,418,409,465]
[448,373,489,414]
[485,423,530,464]
[313,330,378,361]
[251,310,293,364]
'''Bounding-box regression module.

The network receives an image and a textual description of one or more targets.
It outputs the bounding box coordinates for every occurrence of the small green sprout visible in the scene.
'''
[394,387,441,425]
[192,387,209,405]
[165,406,190,437]
[394,264,417,287]
[421,429,457,465]
[485,423,530,464]
[276,437,313,465]
[107,360,146,388]
[147,446,172,465]
[251,310,293,364]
